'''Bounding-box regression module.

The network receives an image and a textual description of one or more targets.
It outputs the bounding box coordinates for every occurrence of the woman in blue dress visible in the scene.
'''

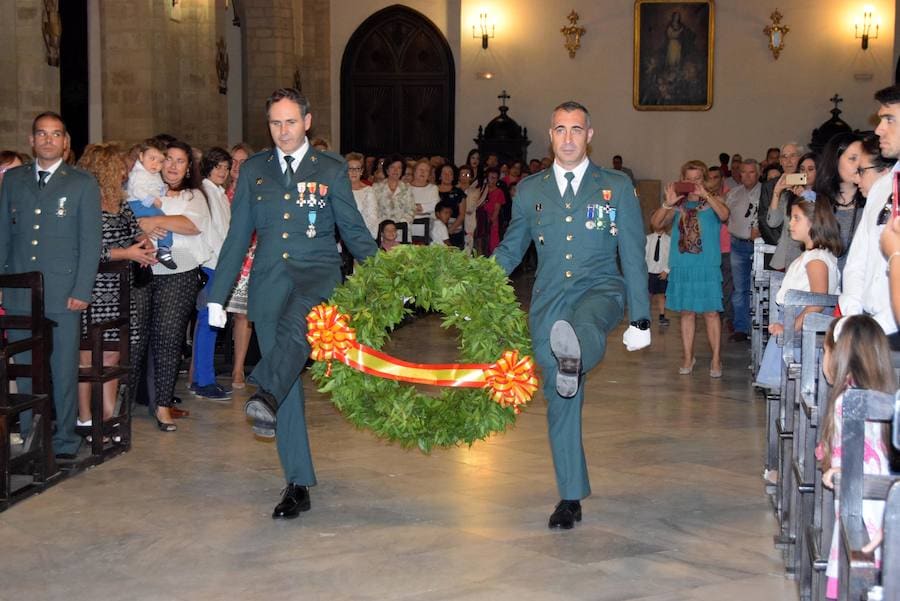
[650,160,730,377]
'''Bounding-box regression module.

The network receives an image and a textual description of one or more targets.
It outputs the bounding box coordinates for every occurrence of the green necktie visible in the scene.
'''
[283,155,294,188]
[563,171,575,203]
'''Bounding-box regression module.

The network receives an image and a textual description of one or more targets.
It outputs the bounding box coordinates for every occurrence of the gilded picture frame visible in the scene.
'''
[633,0,715,111]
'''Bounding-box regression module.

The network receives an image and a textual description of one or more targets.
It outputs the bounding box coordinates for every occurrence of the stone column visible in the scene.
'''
[0,0,62,152]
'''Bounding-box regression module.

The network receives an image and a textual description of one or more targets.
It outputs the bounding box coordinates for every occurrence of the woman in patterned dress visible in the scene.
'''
[373,155,415,235]
[76,143,156,426]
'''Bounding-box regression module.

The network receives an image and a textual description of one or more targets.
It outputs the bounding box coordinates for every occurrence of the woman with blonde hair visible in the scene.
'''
[75,143,156,429]
[651,160,730,377]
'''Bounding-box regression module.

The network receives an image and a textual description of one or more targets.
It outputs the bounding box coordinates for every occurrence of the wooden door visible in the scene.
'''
[340,6,454,159]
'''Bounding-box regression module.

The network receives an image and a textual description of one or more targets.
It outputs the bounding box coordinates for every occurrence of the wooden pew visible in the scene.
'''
[879,481,900,601]
[764,270,786,494]
[835,388,899,600]
[773,290,838,574]
[751,239,777,377]
[76,260,132,464]
[0,272,57,509]
[794,312,836,599]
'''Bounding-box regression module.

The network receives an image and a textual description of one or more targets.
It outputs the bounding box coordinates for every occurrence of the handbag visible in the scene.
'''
[132,263,153,288]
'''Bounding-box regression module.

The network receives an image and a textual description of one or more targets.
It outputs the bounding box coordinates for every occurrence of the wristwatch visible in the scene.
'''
[630,319,651,331]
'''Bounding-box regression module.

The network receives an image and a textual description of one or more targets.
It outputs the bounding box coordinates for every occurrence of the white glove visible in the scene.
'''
[623,325,651,351]
[208,302,227,328]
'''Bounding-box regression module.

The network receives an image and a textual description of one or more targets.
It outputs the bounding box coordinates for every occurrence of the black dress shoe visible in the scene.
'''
[729,331,749,343]
[548,500,582,529]
[244,389,278,438]
[272,483,311,519]
[550,320,581,398]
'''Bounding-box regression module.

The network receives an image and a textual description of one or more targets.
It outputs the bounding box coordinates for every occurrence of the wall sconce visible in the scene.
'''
[560,10,586,59]
[854,6,880,50]
[472,12,495,49]
[762,9,789,60]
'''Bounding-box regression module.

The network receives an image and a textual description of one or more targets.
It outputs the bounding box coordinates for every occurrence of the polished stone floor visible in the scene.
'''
[0,305,797,600]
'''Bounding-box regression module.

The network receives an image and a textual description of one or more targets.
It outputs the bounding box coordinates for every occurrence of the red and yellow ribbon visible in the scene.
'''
[306,303,538,412]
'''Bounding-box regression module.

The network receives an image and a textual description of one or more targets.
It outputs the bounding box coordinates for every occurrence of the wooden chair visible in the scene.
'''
[834,388,900,600]
[411,216,431,245]
[77,260,131,463]
[0,271,57,509]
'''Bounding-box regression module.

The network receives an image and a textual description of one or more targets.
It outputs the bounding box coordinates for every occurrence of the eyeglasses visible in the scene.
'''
[857,165,879,176]
[781,153,800,160]
[744,203,755,219]
[348,167,363,172]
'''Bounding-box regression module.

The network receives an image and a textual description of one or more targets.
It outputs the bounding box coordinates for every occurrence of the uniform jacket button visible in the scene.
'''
[282,252,290,259]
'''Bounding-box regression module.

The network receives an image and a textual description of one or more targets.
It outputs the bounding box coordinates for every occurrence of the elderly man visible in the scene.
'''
[724,158,761,342]
[757,141,803,247]
[492,101,650,530]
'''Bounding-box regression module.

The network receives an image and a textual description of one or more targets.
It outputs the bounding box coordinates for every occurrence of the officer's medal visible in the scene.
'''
[606,204,618,237]
[585,204,598,230]
[56,196,67,217]
[307,210,317,238]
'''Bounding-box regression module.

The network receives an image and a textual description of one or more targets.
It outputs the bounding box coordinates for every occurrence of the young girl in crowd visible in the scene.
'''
[754,196,842,390]
[819,315,893,599]
[377,219,400,251]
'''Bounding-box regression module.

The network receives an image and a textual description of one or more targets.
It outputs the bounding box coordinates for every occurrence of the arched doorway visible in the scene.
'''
[340,5,454,159]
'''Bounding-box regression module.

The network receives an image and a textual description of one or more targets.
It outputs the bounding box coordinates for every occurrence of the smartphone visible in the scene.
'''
[785,173,807,186]
[673,181,694,195]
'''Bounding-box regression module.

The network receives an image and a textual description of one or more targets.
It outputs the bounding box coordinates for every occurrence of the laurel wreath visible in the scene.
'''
[310,244,534,452]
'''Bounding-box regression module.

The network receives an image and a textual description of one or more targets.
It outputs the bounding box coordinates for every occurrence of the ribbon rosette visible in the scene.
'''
[483,351,539,413]
[306,304,356,375]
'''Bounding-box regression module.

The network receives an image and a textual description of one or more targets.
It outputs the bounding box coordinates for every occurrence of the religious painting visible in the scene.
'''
[633,0,715,111]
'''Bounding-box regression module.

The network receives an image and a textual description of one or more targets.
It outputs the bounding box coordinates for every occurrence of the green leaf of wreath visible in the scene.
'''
[310,245,534,453]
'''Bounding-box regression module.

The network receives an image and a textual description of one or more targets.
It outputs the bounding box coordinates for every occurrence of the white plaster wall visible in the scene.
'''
[331,1,895,183]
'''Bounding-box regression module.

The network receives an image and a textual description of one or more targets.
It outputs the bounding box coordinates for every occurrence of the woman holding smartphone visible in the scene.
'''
[650,160,730,377]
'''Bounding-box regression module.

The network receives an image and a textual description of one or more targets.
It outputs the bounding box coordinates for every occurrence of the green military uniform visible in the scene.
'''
[493,161,650,500]
[209,144,377,486]
[0,162,102,455]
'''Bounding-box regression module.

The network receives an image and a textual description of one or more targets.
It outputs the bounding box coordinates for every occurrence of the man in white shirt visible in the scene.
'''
[840,85,900,340]
[724,159,761,341]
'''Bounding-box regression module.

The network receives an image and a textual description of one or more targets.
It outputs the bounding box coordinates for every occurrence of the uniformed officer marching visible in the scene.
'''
[492,101,652,529]
[207,88,377,520]
[0,111,102,459]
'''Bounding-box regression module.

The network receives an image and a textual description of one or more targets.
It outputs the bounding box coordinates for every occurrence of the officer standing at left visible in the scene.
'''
[208,88,377,520]
[0,111,102,459]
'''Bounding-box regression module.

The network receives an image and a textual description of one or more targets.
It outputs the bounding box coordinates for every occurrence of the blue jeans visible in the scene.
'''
[193,267,220,386]
[730,238,753,334]
[128,201,174,249]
